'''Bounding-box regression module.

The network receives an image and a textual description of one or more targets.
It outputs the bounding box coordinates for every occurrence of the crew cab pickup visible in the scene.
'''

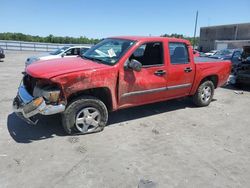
[13,36,231,135]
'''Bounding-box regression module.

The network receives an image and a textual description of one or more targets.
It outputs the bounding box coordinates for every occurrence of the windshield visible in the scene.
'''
[50,46,70,55]
[82,38,135,65]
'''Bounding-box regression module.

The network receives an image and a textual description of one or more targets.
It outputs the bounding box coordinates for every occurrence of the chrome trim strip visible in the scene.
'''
[121,83,192,97]
[122,87,167,97]
[167,83,192,90]
[40,104,65,115]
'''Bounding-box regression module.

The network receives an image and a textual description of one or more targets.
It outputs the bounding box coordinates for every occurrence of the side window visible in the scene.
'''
[65,48,80,56]
[65,48,73,56]
[133,44,146,58]
[130,42,163,66]
[74,48,80,55]
[169,43,189,64]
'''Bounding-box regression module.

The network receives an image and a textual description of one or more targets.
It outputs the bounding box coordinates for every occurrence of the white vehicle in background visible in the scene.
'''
[25,45,91,67]
[205,50,218,57]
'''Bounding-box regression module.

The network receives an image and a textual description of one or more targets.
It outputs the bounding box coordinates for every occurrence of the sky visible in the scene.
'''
[1,0,250,39]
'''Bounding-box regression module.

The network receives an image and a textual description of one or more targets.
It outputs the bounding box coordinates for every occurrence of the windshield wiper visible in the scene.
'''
[82,55,107,64]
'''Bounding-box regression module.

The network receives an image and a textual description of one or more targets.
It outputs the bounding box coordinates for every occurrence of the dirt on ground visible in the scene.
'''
[0,51,250,188]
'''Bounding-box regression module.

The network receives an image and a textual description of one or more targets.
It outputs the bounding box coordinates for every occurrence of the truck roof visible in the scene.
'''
[111,36,190,44]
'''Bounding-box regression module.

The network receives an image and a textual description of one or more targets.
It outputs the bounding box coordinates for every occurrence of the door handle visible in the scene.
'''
[184,67,192,73]
[154,70,166,76]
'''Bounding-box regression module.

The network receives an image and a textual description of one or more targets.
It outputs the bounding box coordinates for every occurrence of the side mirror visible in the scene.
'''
[127,59,142,72]
[61,53,66,58]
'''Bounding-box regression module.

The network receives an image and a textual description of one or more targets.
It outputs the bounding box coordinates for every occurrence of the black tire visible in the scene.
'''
[193,80,215,107]
[62,96,108,135]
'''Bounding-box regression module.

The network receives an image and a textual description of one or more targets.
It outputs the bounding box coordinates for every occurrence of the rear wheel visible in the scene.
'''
[193,80,214,107]
[62,96,108,135]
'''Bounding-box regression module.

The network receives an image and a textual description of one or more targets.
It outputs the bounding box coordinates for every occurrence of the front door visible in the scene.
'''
[118,42,168,108]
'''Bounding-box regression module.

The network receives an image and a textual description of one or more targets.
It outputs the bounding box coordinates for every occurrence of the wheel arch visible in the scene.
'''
[66,87,113,111]
[190,74,219,96]
[199,75,219,88]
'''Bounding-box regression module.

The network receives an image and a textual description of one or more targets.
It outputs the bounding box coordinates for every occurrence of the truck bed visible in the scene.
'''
[191,57,231,94]
[194,57,228,63]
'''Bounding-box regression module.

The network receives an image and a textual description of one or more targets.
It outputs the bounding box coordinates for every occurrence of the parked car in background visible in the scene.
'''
[25,45,91,67]
[232,46,250,87]
[13,36,231,135]
[234,64,250,87]
[241,46,250,63]
[193,50,206,57]
[205,50,218,57]
[209,49,242,73]
[0,47,5,60]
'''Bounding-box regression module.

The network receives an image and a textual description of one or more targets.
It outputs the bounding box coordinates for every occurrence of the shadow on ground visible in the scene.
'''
[108,98,195,124]
[7,113,65,143]
[221,84,250,92]
[7,97,196,143]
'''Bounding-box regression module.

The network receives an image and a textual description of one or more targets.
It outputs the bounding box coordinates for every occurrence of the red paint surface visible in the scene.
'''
[193,50,200,57]
[26,36,231,111]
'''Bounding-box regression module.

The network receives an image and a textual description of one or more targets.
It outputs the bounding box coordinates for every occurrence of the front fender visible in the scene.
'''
[51,69,119,110]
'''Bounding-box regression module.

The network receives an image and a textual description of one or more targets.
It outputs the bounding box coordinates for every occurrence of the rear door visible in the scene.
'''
[165,41,195,98]
[118,41,169,107]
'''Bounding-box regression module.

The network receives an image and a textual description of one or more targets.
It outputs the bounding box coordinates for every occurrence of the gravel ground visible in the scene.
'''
[0,51,250,188]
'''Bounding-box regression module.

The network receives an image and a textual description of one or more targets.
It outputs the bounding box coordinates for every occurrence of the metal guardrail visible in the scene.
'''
[0,40,93,52]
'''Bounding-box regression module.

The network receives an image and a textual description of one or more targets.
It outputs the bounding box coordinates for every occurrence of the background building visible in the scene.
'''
[199,23,250,52]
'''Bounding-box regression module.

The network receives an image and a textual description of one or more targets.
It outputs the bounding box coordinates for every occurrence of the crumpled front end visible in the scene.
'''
[13,74,66,124]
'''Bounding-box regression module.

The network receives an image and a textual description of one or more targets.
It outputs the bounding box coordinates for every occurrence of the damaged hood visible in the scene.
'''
[26,57,110,79]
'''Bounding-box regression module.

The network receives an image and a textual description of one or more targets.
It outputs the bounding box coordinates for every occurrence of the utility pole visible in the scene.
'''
[234,24,238,40]
[193,11,199,49]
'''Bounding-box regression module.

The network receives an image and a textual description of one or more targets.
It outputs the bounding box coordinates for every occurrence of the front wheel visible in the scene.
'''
[62,96,108,135]
[193,80,215,107]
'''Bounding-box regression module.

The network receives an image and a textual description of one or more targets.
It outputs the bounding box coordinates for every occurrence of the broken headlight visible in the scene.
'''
[33,85,61,103]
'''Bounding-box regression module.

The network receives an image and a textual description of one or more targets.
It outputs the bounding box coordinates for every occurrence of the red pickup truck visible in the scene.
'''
[13,36,231,135]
